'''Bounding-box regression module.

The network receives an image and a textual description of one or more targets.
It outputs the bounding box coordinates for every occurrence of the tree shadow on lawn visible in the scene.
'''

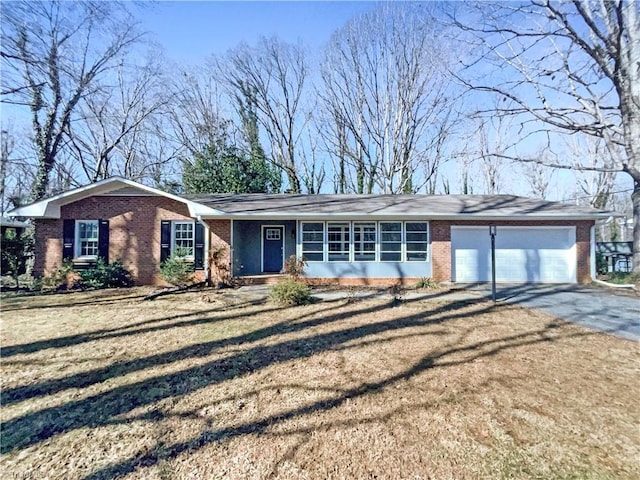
[1,297,270,358]
[1,295,595,461]
[1,297,351,405]
[81,317,594,480]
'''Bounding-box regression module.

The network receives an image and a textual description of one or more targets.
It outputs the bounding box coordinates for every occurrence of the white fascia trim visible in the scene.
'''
[198,213,611,221]
[8,176,223,218]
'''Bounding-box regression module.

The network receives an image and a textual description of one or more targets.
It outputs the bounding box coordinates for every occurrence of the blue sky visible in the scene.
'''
[139,1,377,63]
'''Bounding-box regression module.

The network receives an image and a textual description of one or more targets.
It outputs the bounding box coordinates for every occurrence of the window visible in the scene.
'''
[76,220,99,258]
[405,222,428,261]
[353,222,376,261]
[328,222,350,261]
[173,222,194,257]
[302,222,324,261]
[266,228,281,240]
[380,222,402,261]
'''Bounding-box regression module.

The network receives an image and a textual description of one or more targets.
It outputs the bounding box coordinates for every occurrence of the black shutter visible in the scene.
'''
[194,222,205,270]
[98,219,109,263]
[63,219,75,259]
[160,220,171,263]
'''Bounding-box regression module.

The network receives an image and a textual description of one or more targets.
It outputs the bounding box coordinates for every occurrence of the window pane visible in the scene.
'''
[302,222,324,262]
[77,221,99,257]
[354,222,376,262]
[381,242,401,252]
[174,222,194,256]
[406,222,427,232]
[405,222,428,262]
[407,252,427,261]
[406,232,428,242]
[380,222,401,261]
[327,222,349,261]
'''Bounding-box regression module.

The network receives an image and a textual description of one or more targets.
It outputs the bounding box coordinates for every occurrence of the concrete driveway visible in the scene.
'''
[482,284,640,341]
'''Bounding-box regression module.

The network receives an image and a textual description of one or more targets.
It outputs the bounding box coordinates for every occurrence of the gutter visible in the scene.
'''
[196,216,210,286]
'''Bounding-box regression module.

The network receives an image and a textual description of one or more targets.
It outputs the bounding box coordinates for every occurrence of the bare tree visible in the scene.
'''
[215,37,308,193]
[66,56,170,183]
[565,136,618,210]
[168,67,231,160]
[522,153,554,199]
[320,4,461,194]
[451,0,640,271]
[1,1,143,200]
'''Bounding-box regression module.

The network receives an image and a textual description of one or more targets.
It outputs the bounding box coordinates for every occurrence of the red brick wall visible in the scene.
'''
[430,221,451,282]
[32,196,232,286]
[207,219,232,284]
[431,220,594,284]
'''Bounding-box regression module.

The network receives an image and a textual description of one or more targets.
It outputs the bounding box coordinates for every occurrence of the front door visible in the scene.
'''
[263,226,284,273]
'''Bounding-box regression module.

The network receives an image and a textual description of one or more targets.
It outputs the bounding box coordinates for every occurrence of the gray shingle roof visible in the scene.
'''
[183,193,611,219]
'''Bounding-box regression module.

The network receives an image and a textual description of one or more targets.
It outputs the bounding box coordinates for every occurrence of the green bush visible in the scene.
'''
[160,248,194,286]
[602,271,640,285]
[1,229,33,288]
[76,258,133,289]
[41,260,76,291]
[270,279,313,305]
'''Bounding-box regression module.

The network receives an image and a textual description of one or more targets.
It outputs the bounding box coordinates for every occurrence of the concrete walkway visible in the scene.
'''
[229,283,639,341]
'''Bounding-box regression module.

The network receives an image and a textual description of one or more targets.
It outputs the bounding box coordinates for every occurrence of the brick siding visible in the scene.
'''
[33,196,232,286]
[32,196,595,286]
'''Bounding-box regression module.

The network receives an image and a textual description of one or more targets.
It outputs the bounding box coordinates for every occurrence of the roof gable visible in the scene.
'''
[8,177,222,219]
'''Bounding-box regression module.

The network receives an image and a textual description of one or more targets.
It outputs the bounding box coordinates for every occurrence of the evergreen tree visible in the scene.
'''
[182,127,281,194]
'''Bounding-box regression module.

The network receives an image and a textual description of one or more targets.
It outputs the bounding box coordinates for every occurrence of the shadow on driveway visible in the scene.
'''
[466,284,639,341]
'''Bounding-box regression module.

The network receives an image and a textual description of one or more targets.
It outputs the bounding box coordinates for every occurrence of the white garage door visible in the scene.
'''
[451,226,577,283]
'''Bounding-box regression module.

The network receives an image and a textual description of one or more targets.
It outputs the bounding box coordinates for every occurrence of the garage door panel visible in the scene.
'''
[451,227,576,283]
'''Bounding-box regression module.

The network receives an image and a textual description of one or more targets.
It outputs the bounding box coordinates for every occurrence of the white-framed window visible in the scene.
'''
[299,221,429,263]
[380,222,402,261]
[405,222,429,261]
[327,222,350,261]
[266,228,281,240]
[353,222,376,261]
[301,222,324,262]
[173,221,194,257]
[76,220,99,258]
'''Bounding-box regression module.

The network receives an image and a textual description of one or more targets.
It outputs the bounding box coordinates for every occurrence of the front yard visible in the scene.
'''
[1,287,638,479]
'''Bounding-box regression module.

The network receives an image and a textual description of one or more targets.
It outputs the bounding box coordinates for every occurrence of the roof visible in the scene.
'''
[184,193,612,220]
[0,218,30,228]
[596,242,633,256]
[7,177,221,219]
[8,176,612,220]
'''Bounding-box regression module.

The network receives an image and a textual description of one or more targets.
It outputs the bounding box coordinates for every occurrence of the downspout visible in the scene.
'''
[196,216,210,286]
[590,224,596,282]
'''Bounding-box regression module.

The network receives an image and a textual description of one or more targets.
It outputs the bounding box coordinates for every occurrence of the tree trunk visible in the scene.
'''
[631,177,640,274]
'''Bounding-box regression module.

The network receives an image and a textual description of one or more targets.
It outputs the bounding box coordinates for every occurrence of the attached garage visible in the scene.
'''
[451,226,577,283]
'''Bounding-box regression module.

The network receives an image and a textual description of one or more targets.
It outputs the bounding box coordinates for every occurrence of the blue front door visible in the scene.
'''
[263,226,284,273]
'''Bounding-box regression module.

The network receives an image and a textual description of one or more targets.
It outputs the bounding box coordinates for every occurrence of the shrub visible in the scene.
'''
[160,248,194,286]
[602,271,640,285]
[1,229,33,288]
[76,258,133,289]
[270,279,312,305]
[281,255,307,280]
[415,277,438,289]
[41,260,76,291]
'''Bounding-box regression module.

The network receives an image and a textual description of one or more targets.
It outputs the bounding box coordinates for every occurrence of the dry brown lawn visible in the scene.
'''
[1,287,638,480]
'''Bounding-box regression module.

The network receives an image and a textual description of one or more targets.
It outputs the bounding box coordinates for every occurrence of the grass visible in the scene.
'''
[599,271,640,285]
[1,287,638,479]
